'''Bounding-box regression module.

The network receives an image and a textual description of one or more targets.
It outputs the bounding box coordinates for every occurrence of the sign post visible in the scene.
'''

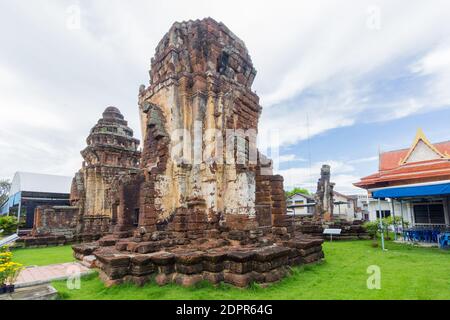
[323,228,342,242]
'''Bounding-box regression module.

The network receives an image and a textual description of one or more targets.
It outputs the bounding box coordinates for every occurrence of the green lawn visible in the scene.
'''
[12,241,450,300]
[12,245,75,266]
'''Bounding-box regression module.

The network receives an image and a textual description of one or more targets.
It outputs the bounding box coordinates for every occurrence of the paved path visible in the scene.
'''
[15,262,92,288]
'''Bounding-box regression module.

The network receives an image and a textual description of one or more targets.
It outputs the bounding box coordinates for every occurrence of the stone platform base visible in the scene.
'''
[73,231,324,288]
[14,233,106,249]
[0,285,58,300]
[295,218,370,240]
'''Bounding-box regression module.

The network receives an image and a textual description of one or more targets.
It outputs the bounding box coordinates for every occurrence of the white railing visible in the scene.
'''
[413,223,448,230]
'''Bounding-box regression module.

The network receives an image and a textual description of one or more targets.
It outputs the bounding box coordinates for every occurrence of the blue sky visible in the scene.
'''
[1,0,450,195]
[276,108,450,194]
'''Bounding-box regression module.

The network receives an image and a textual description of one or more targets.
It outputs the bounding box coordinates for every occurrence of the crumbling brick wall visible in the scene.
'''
[32,206,79,239]
[117,18,286,236]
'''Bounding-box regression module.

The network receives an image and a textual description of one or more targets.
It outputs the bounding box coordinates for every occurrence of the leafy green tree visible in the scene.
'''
[285,187,311,198]
[0,180,11,206]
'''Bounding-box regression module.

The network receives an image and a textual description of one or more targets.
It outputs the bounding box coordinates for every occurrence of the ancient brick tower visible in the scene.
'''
[71,106,141,224]
[112,18,287,237]
[73,19,324,288]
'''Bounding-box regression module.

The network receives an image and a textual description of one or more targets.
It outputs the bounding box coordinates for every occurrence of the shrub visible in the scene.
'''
[0,246,23,286]
[363,221,380,240]
[0,216,19,235]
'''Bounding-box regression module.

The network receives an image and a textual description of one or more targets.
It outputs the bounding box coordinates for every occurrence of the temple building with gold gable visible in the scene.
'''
[355,129,450,228]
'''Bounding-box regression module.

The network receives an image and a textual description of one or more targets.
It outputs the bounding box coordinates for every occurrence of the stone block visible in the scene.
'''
[202,272,224,284]
[227,250,256,262]
[72,243,98,256]
[155,273,173,286]
[300,251,325,264]
[130,264,156,276]
[135,242,162,254]
[81,255,97,268]
[127,242,139,252]
[228,261,253,274]
[95,254,131,267]
[176,263,203,275]
[263,267,288,283]
[298,246,322,257]
[115,242,129,251]
[223,272,253,288]
[126,275,152,287]
[175,251,204,265]
[99,239,117,247]
[254,246,291,262]
[174,274,204,287]
[202,260,224,273]
[149,252,176,265]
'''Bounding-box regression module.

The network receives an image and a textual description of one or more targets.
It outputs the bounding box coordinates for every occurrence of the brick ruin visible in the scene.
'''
[314,165,335,219]
[71,106,141,232]
[18,107,141,248]
[73,18,324,288]
[295,165,369,240]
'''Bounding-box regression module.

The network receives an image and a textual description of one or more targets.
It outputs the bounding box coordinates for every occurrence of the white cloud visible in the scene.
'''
[1,0,450,183]
[348,156,378,164]
[279,154,307,163]
[410,42,450,107]
[276,160,362,194]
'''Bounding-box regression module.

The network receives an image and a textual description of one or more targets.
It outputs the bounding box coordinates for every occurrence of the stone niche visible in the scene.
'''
[74,18,325,288]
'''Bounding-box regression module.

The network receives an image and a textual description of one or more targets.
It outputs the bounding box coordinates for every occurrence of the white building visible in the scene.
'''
[355,130,450,229]
[349,194,370,221]
[333,191,358,221]
[286,193,316,216]
[287,191,361,221]
[366,197,414,227]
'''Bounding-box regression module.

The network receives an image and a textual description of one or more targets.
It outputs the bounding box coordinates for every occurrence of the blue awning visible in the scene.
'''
[372,183,450,199]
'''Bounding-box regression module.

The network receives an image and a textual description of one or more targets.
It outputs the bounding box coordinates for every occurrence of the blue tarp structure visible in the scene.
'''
[372,183,450,199]
[0,192,21,215]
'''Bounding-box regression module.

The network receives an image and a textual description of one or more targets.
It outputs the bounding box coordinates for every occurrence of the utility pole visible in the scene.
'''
[391,198,397,241]
[378,198,386,251]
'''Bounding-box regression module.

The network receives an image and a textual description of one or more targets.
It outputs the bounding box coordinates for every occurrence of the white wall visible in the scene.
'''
[333,194,356,221]
[368,198,413,226]
[287,194,313,216]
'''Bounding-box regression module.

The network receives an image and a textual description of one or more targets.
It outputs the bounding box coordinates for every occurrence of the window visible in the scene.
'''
[376,210,391,218]
[245,137,250,164]
[295,200,305,205]
[413,204,445,224]
[133,209,140,226]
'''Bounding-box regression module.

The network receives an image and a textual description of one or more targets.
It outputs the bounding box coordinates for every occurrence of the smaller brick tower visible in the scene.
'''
[71,107,141,224]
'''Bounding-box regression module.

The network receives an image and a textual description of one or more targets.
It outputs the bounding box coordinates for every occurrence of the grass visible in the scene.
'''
[12,245,75,266]
[12,240,450,300]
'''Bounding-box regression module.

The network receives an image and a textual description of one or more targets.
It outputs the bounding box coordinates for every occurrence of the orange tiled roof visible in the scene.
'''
[380,140,450,170]
[355,133,450,189]
[355,159,450,188]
